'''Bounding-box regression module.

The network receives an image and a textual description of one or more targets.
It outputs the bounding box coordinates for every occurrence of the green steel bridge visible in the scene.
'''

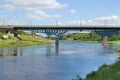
[0,25,120,52]
[0,25,120,37]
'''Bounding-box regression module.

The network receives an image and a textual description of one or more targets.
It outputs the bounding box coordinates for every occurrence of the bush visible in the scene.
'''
[17,30,28,35]
[98,64,110,70]
[86,71,96,78]
[0,32,4,38]
[117,48,120,52]
[72,76,84,80]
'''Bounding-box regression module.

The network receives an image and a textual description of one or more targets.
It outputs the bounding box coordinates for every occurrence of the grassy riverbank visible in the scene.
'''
[74,59,120,80]
[84,60,120,80]
[0,32,52,47]
[73,42,120,80]
[62,40,120,44]
[109,41,120,44]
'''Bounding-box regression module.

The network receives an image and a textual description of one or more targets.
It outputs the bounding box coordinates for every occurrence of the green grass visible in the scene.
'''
[62,40,120,44]
[61,40,101,43]
[85,60,120,80]
[109,41,120,44]
[74,60,120,80]
[0,34,53,47]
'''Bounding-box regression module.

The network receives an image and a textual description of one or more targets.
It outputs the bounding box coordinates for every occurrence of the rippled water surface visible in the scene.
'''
[0,42,118,80]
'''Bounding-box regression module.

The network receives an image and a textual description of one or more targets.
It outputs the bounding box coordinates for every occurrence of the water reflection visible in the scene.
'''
[0,43,118,58]
[46,45,52,56]
[0,42,119,80]
[45,44,59,56]
[55,43,59,55]
[0,47,23,57]
[102,44,116,54]
[0,44,60,57]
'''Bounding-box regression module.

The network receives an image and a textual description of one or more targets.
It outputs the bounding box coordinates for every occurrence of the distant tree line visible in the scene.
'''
[59,32,120,41]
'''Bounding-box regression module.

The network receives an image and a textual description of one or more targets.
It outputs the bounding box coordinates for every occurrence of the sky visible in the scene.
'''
[0,0,120,25]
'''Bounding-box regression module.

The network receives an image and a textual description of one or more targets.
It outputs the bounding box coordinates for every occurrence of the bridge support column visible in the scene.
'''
[102,36,108,47]
[55,37,59,55]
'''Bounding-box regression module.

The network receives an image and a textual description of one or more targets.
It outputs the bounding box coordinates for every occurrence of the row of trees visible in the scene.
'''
[59,32,120,41]
[16,30,120,41]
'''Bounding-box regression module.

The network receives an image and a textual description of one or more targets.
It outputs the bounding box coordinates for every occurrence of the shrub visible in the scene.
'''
[17,30,28,35]
[98,64,110,70]
[117,48,120,52]
[72,76,84,80]
[0,32,4,38]
[86,71,96,78]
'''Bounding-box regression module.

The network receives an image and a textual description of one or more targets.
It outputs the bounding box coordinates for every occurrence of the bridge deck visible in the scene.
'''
[0,25,120,29]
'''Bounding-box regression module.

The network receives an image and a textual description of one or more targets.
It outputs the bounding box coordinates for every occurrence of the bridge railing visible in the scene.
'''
[0,25,120,28]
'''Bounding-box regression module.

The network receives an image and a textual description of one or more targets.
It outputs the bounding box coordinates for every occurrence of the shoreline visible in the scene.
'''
[61,40,120,44]
[83,59,120,80]
[1,39,120,48]
[0,35,53,48]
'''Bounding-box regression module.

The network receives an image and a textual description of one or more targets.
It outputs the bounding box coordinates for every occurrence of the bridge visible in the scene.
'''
[0,25,120,36]
[0,25,120,51]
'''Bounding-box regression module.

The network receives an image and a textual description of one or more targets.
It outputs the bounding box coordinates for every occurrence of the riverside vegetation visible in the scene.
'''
[0,30,52,47]
[73,60,120,80]
[63,32,120,80]
[1,31,120,80]
[59,32,120,43]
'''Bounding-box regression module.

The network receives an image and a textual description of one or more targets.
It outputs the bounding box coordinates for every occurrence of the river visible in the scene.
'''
[0,42,118,80]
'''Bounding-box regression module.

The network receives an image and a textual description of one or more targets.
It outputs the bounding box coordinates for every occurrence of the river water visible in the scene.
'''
[0,42,118,80]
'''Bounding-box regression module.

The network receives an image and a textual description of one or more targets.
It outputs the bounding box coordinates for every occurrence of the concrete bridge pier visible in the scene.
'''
[102,36,109,48]
[55,36,59,55]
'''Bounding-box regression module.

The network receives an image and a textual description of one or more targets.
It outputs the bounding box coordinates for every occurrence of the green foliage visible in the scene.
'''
[60,32,120,42]
[86,71,96,80]
[0,34,52,47]
[98,64,110,70]
[17,30,28,35]
[84,60,120,80]
[109,34,120,41]
[47,34,51,39]
[72,76,85,80]
[74,60,120,80]
[60,32,102,41]
[31,32,36,36]
[118,48,120,52]
[0,32,4,38]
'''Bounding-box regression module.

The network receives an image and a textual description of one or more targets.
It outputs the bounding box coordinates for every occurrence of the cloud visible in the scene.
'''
[51,15,61,18]
[66,20,86,25]
[87,15,120,25]
[0,21,3,25]
[26,10,61,20]
[7,20,23,25]
[10,0,67,9]
[3,0,67,20]
[59,15,120,25]
[26,10,50,20]
[70,9,76,13]
[92,15,120,22]
[0,4,15,10]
